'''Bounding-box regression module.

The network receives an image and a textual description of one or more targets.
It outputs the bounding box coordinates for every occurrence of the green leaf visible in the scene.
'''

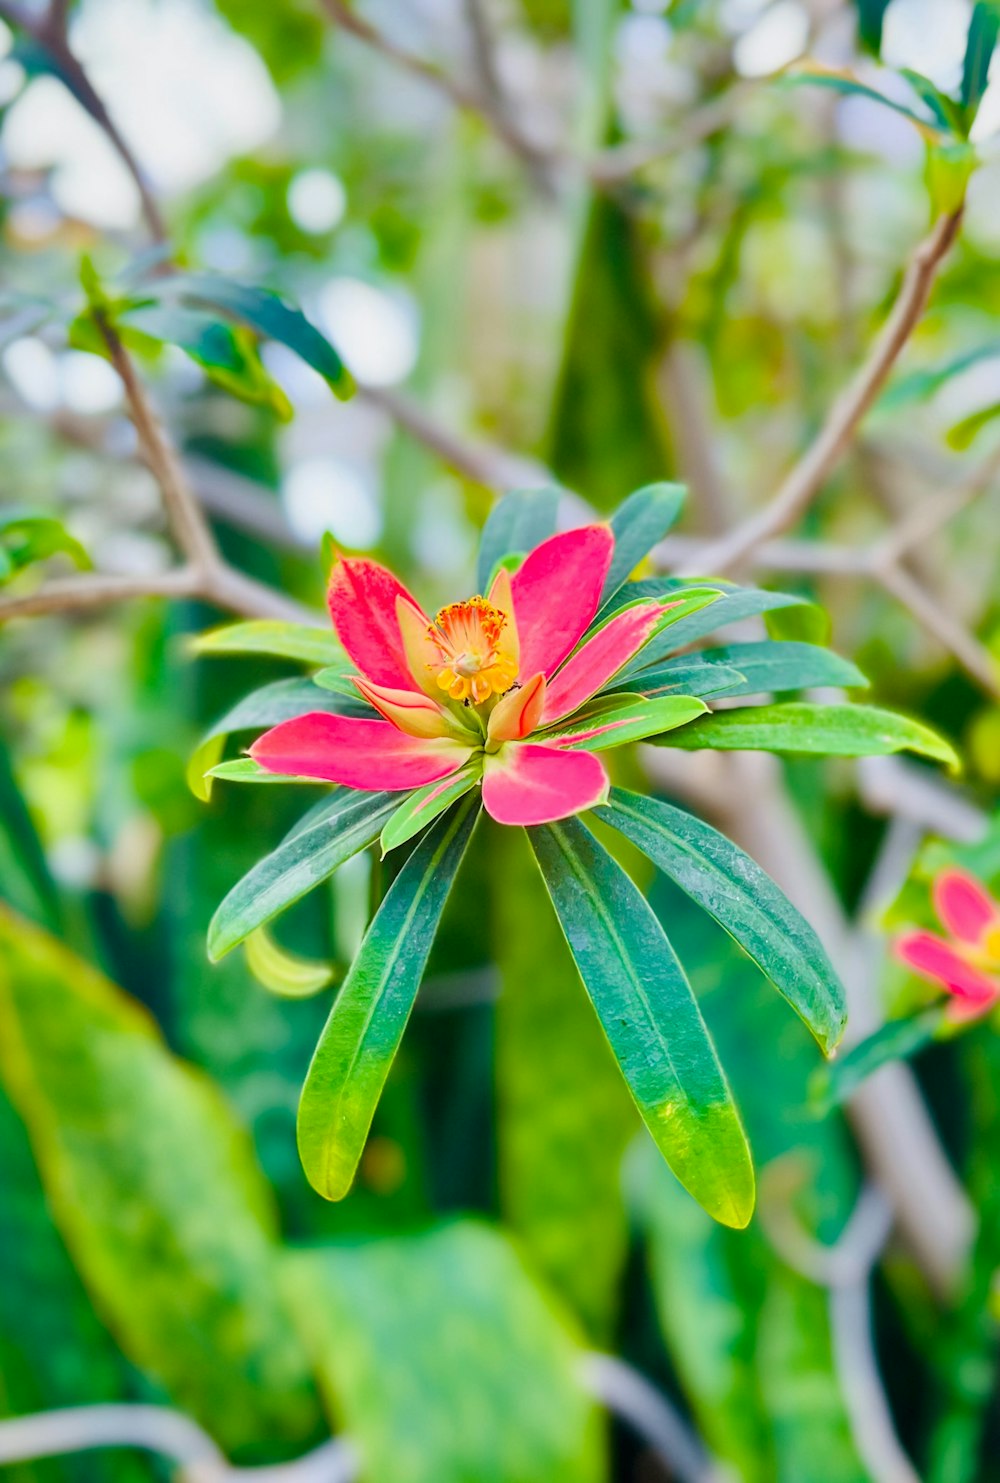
[777,66,944,133]
[208,788,398,960]
[297,799,479,1200]
[616,584,819,675]
[696,640,868,695]
[655,702,960,769]
[598,789,847,1054]
[475,487,561,593]
[881,339,1000,410]
[157,273,354,398]
[207,757,317,784]
[600,481,686,607]
[190,618,341,665]
[283,1221,602,1483]
[811,1006,947,1112]
[494,828,634,1340]
[187,676,362,801]
[615,656,746,699]
[0,510,90,584]
[543,692,708,750]
[380,767,479,855]
[0,905,323,1455]
[899,69,968,134]
[244,925,337,998]
[856,0,892,52]
[962,3,1000,113]
[121,304,294,418]
[528,817,755,1228]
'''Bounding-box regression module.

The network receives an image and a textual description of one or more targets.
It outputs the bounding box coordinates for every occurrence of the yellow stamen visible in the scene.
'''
[425,596,518,705]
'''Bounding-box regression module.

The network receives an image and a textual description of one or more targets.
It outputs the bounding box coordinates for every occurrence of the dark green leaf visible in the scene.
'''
[297,800,479,1199]
[962,4,1000,113]
[598,789,847,1053]
[528,817,755,1228]
[208,788,398,960]
[475,487,561,593]
[654,702,959,769]
[617,585,820,675]
[898,70,968,134]
[696,640,868,695]
[494,828,634,1339]
[811,1006,947,1112]
[855,0,892,52]
[614,656,746,699]
[157,273,354,398]
[600,481,686,607]
[777,67,942,132]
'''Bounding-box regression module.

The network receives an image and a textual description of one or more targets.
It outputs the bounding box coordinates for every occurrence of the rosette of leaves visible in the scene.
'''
[192,484,958,1228]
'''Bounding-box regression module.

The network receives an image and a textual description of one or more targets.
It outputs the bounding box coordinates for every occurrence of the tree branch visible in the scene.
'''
[684,210,964,577]
[317,0,554,183]
[0,0,167,242]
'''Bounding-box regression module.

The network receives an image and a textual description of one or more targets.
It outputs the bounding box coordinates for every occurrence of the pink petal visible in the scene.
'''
[482,742,609,826]
[933,868,999,946]
[328,557,428,691]
[540,602,667,724]
[487,672,546,743]
[510,525,614,679]
[250,713,472,791]
[895,930,998,1003]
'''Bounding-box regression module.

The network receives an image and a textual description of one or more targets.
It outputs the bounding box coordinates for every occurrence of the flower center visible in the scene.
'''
[426,597,518,705]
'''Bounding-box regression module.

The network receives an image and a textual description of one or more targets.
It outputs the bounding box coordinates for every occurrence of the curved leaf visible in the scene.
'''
[600,481,686,607]
[598,788,847,1053]
[653,702,960,768]
[298,799,480,1200]
[528,817,755,1228]
[612,656,746,699]
[694,640,868,696]
[160,273,354,397]
[208,788,398,960]
[244,925,337,998]
[476,487,561,593]
[615,585,821,676]
[811,1005,947,1112]
[188,676,364,801]
[190,619,341,665]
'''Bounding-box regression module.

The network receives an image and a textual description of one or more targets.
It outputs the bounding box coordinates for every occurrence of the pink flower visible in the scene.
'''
[895,868,1000,1021]
[250,524,683,827]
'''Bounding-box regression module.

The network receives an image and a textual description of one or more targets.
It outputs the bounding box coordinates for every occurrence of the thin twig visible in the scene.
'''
[684,210,964,577]
[0,1405,358,1482]
[579,1355,723,1483]
[759,1173,920,1483]
[95,312,219,572]
[317,0,552,180]
[0,0,166,242]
